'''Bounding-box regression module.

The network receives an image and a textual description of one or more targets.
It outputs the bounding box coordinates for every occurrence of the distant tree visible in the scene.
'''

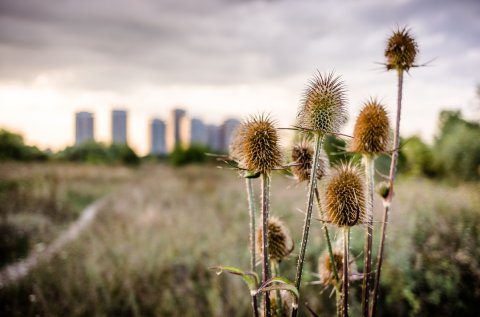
[56,141,140,166]
[0,129,48,161]
[402,136,436,177]
[169,144,208,166]
[434,110,480,181]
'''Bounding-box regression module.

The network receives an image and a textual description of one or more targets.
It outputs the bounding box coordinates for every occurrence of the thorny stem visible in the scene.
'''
[361,155,375,317]
[292,132,323,317]
[371,69,404,317]
[343,228,350,317]
[336,287,342,317]
[314,187,341,292]
[245,178,259,317]
[272,261,285,317]
[261,173,272,317]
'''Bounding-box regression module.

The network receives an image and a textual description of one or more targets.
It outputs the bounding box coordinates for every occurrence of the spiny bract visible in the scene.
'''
[325,163,366,227]
[256,216,293,263]
[233,114,282,174]
[291,138,329,182]
[351,99,390,154]
[385,27,418,71]
[297,72,347,134]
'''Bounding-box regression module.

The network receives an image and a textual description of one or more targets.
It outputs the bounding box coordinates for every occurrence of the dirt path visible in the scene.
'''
[0,197,108,288]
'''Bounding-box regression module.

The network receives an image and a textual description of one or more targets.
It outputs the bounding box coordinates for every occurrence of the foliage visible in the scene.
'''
[169,144,209,166]
[402,136,436,177]
[0,129,48,161]
[433,111,480,181]
[56,141,140,166]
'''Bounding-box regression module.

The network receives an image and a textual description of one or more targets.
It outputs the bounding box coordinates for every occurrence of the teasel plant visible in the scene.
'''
[233,114,283,317]
[325,163,366,317]
[290,138,342,294]
[351,99,391,317]
[371,27,419,316]
[256,216,294,317]
[292,71,347,317]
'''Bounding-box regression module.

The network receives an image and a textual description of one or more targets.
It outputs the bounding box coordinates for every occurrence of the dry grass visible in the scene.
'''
[0,163,478,316]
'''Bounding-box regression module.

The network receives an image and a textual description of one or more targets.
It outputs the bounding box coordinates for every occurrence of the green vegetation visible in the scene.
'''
[57,142,140,166]
[0,130,48,161]
[0,165,478,316]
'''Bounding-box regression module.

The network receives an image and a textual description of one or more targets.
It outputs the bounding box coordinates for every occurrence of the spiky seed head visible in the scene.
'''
[318,250,343,286]
[256,216,293,263]
[385,27,418,71]
[325,163,366,227]
[291,138,330,182]
[351,99,390,154]
[234,114,282,174]
[297,72,348,134]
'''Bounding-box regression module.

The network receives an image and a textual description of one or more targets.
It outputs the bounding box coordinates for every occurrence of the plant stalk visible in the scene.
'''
[261,173,272,317]
[371,69,404,316]
[245,178,259,317]
[314,187,341,291]
[361,155,375,317]
[291,132,323,317]
[342,227,350,317]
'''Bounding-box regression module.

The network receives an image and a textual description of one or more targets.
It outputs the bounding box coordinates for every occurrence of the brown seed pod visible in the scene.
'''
[351,99,390,154]
[297,72,348,134]
[256,217,294,263]
[234,114,282,174]
[325,163,366,227]
[318,250,344,286]
[385,27,418,71]
[291,138,330,182]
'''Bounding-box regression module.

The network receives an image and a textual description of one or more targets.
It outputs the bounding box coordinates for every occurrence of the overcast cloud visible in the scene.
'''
[0,0,479,151]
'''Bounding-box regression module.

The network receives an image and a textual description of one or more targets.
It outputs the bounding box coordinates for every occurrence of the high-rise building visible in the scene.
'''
[150,118,166,155]
[180,116,207,147]
[221,118,241,152]
[75,111,94,145]
[167,108,186,152]
[112,109,127,144]
[206,124,222,152]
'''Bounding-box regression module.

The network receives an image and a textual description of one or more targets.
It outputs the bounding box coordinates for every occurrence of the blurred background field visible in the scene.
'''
[0,160,479,316]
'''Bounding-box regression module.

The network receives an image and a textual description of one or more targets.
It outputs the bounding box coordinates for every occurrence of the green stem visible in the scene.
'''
[371,69,404,317]
[245,178,259,317]
[343,227,350,317]
[361,155,375,317]
[314,187,341,291]
[292,132,323,317]
[336,288,342,317]
[272,261,285,317]
[261,173,272,317]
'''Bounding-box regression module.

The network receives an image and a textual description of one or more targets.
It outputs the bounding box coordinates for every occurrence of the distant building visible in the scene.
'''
[167,108,186,152]
[206,124,222,152]
[75,111,94,145]
[180,116,207,147]
[221,118,241,152]
[112,109,127,144]
[150,118,166,155]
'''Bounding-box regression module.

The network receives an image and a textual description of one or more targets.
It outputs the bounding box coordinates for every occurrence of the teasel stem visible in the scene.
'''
[292,132,323,317]
[336,287,342,317]
[272,261,286,317]
[342,227,350,317]
[371,69,404,316]
[261,173,272,317]
[314,187,341,291]
[246,178,259,317]
[361,155,375,317]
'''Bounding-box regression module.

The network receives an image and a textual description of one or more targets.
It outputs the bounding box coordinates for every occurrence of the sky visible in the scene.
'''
[0,0,479,154]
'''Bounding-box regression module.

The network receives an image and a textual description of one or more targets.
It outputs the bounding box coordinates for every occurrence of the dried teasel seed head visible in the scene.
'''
[385,27,418,71]
[234,114,282,174]
[228,125,244,163]
[297,72,348,134]
[291,138,330,182]
[318,250,343,286]
[325,163,366,227]
[256,216,293,263]
[351,99,390,155]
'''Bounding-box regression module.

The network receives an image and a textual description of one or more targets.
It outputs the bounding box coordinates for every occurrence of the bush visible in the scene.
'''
[169,145,208,166]
[56,142,140,166]
[0,129,48,161]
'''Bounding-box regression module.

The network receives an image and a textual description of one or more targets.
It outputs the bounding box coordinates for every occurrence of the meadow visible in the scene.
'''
[0,163,478,316]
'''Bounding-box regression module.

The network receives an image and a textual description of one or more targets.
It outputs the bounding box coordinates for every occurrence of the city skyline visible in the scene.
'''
[73,107,240,155]
[0,0,479,155]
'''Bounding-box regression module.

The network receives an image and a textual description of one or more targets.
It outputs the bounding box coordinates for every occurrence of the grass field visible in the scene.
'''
[0,163,479,316]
